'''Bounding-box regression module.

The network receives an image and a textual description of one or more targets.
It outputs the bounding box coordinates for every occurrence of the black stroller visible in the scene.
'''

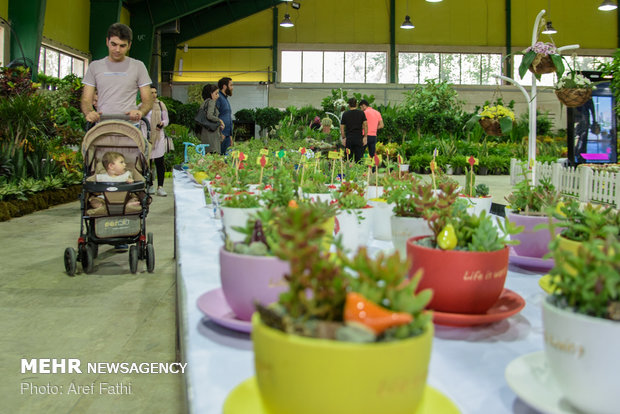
[64,116,155,275]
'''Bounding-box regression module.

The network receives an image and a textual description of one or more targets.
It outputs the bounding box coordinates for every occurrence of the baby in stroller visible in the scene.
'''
[87,151,141,215]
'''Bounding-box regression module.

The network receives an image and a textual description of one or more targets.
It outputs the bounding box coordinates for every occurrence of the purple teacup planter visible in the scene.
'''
[219,247,290,321]
[506,213,560,258]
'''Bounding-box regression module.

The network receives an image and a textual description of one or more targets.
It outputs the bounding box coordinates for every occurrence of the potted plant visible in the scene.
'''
[519,41,565,80]
[466,104,515,137]
[459,166,492,216]
[504,170,563,258]
[332,181,372,253]
[406,185,522,314]
[220,191,262,242]
[300,171,332,203]
[249,202,440,414]
[220,201,336,322]
[542,224,620,414]
[385,177,451,257]
[554,71,595,108]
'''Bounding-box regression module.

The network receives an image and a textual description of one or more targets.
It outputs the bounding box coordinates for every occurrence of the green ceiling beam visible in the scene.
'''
[272,6,277,84]
[390,0,395,83]
[8,0,46,77]
[88,0,123,61]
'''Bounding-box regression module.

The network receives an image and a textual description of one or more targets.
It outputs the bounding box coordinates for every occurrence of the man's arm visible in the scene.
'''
[362,120,368,146]
[81,84,100,123]
[127,85,153,122]
[378,118,384,130]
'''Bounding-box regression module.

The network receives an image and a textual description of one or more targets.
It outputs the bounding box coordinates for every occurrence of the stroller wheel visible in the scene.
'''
[146,243,155,273]
[129,245,139,274]
[88,242,99,259]
[147,232,154,246]
[64,248,77,276]
[81,245,94,274]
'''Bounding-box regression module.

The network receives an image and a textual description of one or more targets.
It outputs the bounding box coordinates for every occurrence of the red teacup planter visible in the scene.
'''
[406,236,509,314]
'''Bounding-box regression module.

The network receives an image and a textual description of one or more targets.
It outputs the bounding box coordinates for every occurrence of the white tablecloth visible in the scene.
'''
[173,170,546,414]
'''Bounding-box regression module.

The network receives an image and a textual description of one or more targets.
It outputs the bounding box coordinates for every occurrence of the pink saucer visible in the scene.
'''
[509,247,554,272]
[197,288,252,333]
[432,289,526,326]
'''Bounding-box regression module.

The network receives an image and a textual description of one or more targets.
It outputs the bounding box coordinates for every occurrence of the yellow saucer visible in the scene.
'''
[539,274,560,294]
[223,377,460,414]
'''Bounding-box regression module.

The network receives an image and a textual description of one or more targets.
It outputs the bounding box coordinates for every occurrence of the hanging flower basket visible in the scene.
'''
[529,54,556,75]
[555,88,593,108]
[479,118,502,136]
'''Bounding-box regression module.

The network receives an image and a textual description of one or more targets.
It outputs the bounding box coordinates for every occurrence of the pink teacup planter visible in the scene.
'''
[507,212,560,258]
[219,247,290,321]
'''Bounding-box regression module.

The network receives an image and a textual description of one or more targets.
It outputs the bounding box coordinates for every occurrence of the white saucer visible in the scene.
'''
[505,351,580,414]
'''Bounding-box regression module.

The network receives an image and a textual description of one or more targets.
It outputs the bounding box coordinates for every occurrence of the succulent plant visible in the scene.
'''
[505,166,562,215]
[554,199,620,242]
[261,165,299,208]
[547,228,620,321]
[333,181,367,210]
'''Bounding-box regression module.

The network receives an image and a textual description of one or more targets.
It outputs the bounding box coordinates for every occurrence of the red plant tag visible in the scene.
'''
[260,155,267,168]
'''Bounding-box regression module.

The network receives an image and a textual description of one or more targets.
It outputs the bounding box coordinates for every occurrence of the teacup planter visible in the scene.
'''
[507,212,560,258]
[368,199,394,241]
[335,207,373,253]
[542,298,620,414]
[220,206,260,242]
[365,185,383,199]
[253,314,434,414]
[390,216,432,258]
[406,236,509,314]
[301,191,332,203]
[219,247,289,321]
[458,195,492,216]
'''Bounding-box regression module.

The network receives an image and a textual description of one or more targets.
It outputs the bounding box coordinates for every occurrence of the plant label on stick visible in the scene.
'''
[259,149,269,156]
[258,155,267,183]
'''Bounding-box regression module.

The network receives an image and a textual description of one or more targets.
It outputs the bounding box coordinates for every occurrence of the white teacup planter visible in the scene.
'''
[335,208,373,253]
[390,216,433,258]
[365,185,383,200]
[368,199,394,241]
[301,192,332,203]
[542,298,620,414]
[459,195,493,216]
[220,206,260,242]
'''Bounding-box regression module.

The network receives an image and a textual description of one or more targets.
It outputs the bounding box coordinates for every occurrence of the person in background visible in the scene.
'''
[340,97,367,163]
[216,77,234,154]
[145,85,169,197]
[310,116,321,130]
[359,99,383,158]
[199,84,225,153]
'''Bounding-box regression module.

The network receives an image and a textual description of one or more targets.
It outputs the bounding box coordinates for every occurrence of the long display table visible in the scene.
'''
[173,170,545,414]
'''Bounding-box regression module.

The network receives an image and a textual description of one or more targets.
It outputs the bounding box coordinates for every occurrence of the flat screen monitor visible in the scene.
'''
[567,72,617,165]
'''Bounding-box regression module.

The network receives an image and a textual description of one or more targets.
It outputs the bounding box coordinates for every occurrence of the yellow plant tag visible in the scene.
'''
[328,151,340,160]
[259,149,269,155]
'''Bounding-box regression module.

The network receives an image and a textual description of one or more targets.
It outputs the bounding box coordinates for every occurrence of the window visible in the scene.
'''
[281,50,387,84]
[399,52,502,85]
[37,44,87,79]
[512,55,612,86]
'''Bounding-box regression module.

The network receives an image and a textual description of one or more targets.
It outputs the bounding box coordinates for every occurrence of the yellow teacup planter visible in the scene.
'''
[252,314,434,414]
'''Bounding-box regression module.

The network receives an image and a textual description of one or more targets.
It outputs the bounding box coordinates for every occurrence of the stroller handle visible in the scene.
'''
[86,114,151,132]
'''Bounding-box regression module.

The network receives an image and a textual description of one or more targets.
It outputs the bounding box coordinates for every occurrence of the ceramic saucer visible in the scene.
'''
[196,288,252,333]
[223,377,460,414]
[509,247,554,272]
[505,351,580,414]
[432,289,525,326]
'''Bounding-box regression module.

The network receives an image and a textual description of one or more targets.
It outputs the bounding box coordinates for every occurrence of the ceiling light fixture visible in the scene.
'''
[401,1,414,30]
[598,0,618,11]
[541,21,557,34]
[426,0,443,2]
[280,13,294,28]
[400,15,414,29]
[291,1,301,10]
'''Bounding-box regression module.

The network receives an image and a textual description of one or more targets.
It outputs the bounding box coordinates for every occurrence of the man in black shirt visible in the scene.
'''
[340,98,368,163]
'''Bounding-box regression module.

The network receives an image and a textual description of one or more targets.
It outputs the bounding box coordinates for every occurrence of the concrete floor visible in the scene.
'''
[0,180,184,414]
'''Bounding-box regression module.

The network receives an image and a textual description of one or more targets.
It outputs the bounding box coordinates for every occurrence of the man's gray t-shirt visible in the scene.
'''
[83,57,151,115]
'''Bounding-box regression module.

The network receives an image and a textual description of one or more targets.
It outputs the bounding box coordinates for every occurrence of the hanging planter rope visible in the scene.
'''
[555,88,592,108]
